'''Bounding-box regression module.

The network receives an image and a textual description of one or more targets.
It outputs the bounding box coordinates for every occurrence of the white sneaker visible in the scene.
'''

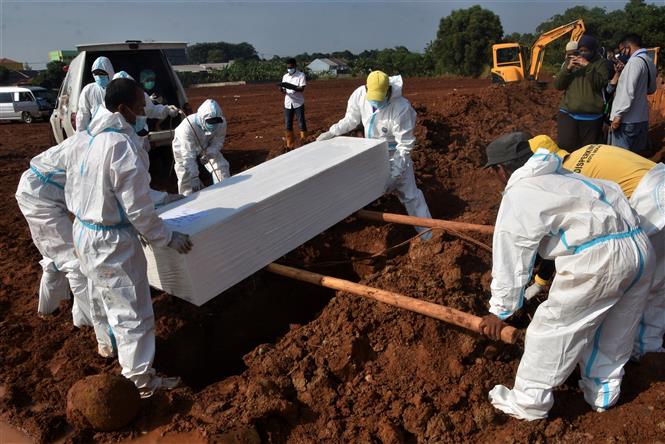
[138,376,182,399]
[98,344,117,358]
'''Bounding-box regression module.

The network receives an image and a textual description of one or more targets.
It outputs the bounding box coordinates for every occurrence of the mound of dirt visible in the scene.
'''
[66,374,140,431]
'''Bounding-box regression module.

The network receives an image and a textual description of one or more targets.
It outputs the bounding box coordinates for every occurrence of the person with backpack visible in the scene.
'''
[608,34,658,154]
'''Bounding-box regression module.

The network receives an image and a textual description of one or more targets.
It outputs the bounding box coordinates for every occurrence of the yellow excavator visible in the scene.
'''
[491,19,586,83]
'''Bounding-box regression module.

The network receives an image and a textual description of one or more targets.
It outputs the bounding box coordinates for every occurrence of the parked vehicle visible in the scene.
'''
[0,86,54,123]
[50,40,190,146]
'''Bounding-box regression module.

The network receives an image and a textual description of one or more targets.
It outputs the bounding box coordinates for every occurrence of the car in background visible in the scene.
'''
[50,40,190,147]
[0,86,54,123]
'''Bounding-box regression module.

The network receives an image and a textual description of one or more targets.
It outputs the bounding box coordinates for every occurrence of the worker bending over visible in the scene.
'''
[77,56,115,132]
[172,99,229,195]
[480,132,654,419]
[317,71,432,238]
[526,135,665,359]
[68,78,192,397]
[15,136,93,327]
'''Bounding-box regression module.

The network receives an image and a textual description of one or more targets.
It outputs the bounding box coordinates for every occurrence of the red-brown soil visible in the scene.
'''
[0,78,663,443]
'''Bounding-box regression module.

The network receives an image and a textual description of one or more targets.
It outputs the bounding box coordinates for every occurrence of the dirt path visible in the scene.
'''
[0,78,664,443]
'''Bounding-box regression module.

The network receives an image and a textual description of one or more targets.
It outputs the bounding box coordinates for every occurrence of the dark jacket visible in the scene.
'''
[555,55,610,115]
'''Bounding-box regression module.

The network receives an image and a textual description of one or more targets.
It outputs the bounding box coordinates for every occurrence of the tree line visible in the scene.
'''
[179,0,663,84]
[29,0,665,89]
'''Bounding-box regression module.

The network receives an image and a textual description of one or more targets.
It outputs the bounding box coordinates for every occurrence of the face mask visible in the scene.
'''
[578,50,594,61]
[142,80,155,91]
[287,68,296,75]
[94,75,109,88]
[134,115,148,136]
[368,99,387,110]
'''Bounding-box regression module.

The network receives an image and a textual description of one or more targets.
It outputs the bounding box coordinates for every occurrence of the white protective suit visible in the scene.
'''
[324,76,432,237]
[629,163,665,358]
[15,136,93,327]
[112,71,178,121]
[488,150,654,419]
[171,99,230,196]
[76,56,115,132]
[68,107,173,393]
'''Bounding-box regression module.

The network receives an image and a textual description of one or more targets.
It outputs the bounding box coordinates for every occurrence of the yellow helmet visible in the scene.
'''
[528,135,570,158]
[366,71,390,102]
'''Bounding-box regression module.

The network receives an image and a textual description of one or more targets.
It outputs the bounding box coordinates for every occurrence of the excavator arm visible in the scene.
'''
[528,19,585,80]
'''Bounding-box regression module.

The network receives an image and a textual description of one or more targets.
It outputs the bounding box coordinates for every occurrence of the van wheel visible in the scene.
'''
[21,112,33,124]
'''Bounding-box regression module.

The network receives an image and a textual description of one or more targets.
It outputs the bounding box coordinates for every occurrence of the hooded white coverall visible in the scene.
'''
[488,150,654,419]
[76,56,115,132]
[15,136,93,327]
[171,99,230,195]
[629,163,665,357]
[67,107,173,393]
[112,71,176,121]
[324,76,432,236]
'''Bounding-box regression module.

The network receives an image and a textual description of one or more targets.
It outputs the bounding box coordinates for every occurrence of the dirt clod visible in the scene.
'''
[66,374,140,431]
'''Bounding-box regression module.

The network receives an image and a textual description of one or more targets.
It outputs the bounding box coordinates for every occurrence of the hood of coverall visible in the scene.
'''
[528,135,570,158]
[112,71,134,81]
[87,106,132,138]
[91,56,115,79]
[196,99,223,135]
[387,75,404,100]
[505,148,561,192]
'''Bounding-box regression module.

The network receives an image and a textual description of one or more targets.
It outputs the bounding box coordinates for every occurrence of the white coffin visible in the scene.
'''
[143,136,389,306]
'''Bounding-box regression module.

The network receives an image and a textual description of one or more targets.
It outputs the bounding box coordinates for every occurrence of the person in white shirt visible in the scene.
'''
[608,33,658,154]
[279,58,307,149]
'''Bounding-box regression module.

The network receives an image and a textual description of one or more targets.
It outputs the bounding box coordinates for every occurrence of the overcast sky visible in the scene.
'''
[0,0,643,69]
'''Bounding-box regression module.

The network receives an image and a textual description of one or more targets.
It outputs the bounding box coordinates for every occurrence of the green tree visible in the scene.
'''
[0,65,9,84]
[430,5,503,77]
[32,61,67,89]
[532,1,665,72]
[187,42,258,63]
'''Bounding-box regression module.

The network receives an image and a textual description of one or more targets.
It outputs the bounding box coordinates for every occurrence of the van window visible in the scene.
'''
[18,92,34,102]
[0,92,13,103]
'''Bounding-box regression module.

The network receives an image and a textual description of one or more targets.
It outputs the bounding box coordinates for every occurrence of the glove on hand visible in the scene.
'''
[316,131,334,142]
[191,178,203,193]
[164,193,185,204]
[524,283,545,300]
[168,231,193,254]
[390,151,408,180]
[168,105,179,117]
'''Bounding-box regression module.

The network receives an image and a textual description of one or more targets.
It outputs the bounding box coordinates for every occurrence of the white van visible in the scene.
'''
[50,40,190,147]
[0,86,54,123]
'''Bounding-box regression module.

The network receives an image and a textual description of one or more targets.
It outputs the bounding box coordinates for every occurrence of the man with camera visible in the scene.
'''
[554,35,610,151]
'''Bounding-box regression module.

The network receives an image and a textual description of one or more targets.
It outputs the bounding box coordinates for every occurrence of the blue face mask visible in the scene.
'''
[368,99,388,110]
[134,115,148,135]
[143,80,155,91]
[94,75,109,88]
[287,68,296,75]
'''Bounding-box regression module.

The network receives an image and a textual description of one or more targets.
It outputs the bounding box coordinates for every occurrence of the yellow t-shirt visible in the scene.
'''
[560,144,655,198]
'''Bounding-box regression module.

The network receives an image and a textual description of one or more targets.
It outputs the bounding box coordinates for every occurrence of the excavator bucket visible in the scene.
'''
[649,80,665,121]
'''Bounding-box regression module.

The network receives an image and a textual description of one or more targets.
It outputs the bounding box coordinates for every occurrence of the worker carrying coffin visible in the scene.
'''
[479,132,655,420]
[317,71,432,239]
[525,135,665,360]
[172,99,230,196]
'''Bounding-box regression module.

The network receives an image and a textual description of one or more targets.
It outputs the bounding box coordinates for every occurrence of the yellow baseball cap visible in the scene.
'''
[528,135,570,158]
[366,71,389,102]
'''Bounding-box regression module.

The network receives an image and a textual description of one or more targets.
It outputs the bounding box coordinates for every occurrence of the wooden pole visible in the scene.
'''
[356,210,495,235]
[266,263,518,344]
